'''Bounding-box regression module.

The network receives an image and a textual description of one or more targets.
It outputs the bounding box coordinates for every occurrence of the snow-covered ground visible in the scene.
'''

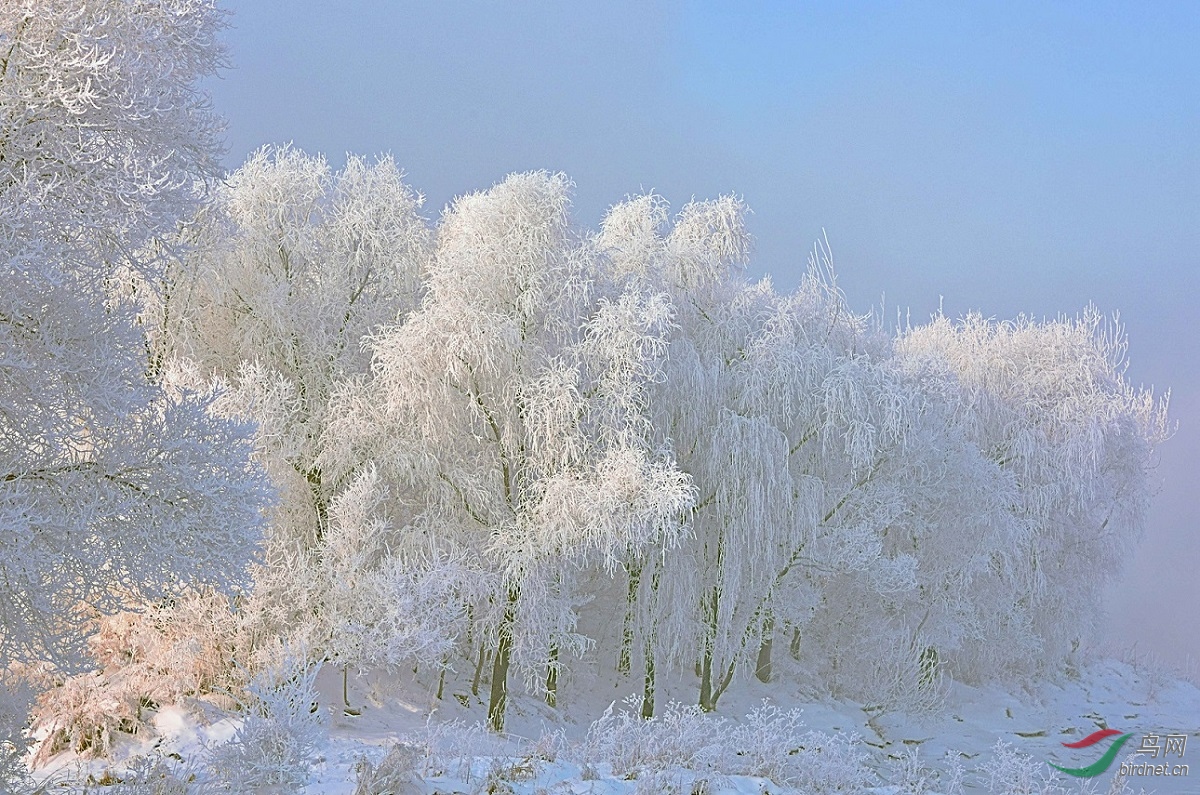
[29,653,1200,794]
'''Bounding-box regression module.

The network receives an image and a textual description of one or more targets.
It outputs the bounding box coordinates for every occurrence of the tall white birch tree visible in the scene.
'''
[137,146,431,661]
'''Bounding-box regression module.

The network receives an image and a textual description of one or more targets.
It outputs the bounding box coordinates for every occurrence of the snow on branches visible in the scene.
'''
[1,0,266,673]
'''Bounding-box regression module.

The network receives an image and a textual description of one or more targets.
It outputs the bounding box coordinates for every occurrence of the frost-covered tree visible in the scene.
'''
[145,145,428,531]
[0,0,267,672]
[322,172,693,730]
[595,194,792,712]
[0,0,227,262]
[597,209,928,711]
[896,310,1170,679]
[788,346,1023,706]
[139,146,431,666]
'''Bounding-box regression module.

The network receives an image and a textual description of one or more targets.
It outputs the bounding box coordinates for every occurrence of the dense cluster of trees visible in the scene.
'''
[135,150,1167,732]
[2,0,1170,755]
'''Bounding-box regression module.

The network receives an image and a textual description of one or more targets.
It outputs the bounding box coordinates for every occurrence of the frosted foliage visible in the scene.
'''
[524,446,690,572]
[579,699,872,793]
[793,362,1028,700]
[597,197,946,707]
[151,145,429,389]
[0,0,225,263]
[897,311,1170,677]
[0,0,267,673]
[145,144,429,477]
[30,590,247,767]
[319,466,478,670]
[323,173,694,722]
[596,194,670,282]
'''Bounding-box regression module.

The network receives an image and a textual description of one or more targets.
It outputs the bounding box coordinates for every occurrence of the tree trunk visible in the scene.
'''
[472,645,488,697]
[641,634,655,719]
[618,562,641,675]
[755,613,774,683]
[436,654,449,701]
[304,465,327,543]
[545,644,559,708]
[342,665,361,716]
[789,625,802,660]
[487,586,519,732]
[699,585,719,711]
[919,646,939,690]
[640,568,662,719]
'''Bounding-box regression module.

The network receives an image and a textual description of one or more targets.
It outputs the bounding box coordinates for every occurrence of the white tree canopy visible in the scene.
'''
[321,172,694,729]
[896,309,1171,678]
[0,0,226,265]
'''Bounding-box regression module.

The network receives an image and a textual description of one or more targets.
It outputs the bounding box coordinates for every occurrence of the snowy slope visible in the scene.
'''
[29,654,1199,795]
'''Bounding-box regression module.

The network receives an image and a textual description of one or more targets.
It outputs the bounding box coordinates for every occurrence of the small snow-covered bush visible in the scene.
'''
[32,670,143,763]
[402,718,501,781]
[98,591,246,704]
[203,657,324,792]
[889,746,965,795]
[728,702,873,792]
[352,743,422,795]
[31,592,246,766]
[578,698,722,776]
[980,741,1070,795]
[578,697,873,793]
[82,756,212,795]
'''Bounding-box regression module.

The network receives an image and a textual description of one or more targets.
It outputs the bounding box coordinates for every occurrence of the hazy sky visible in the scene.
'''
[207,1,1199,670]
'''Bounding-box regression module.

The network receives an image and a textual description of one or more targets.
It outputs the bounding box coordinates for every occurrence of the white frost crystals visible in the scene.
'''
[1,0,267,672]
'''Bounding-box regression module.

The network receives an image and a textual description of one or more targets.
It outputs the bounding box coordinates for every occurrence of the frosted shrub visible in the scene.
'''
[579,698,872,793]
[981,741,1070,795]
[726,702,873,792]
[32,593,246,766]
[31,670,143,763]
[402,719,501,781]
[366,719,561,788]
[85,756,212,795]
[352,744,422,795]
[979,746,1150,795]
[889,746,964,795]
[579,698,723,777]
[203,659,324,792]
[321,468,478,673]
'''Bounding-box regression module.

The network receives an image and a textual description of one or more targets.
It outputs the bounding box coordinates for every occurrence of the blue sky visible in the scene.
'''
[207,1,1199,668]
